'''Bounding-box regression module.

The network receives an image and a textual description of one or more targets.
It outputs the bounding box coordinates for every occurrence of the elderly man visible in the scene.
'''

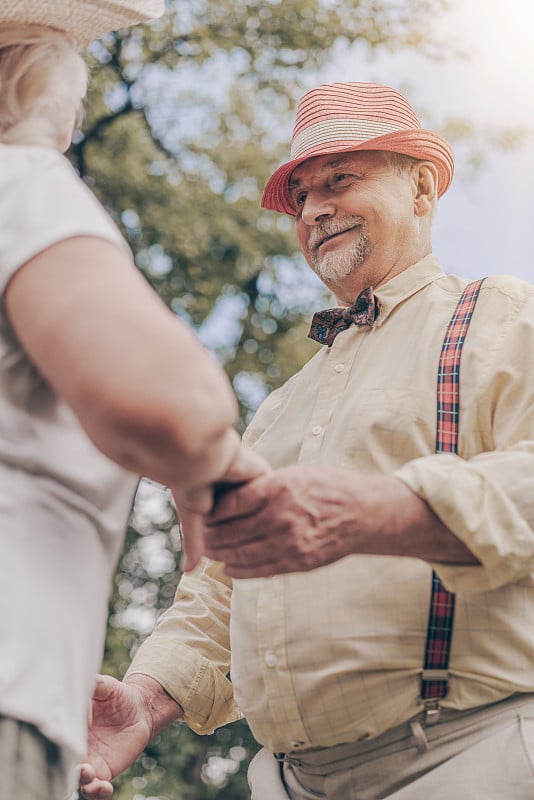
[80,83,534,800]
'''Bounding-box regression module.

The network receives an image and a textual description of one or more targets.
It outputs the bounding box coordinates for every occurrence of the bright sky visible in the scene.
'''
[320,0,534,281]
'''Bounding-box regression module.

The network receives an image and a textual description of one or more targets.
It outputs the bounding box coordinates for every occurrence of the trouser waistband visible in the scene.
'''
[280,693,534,775]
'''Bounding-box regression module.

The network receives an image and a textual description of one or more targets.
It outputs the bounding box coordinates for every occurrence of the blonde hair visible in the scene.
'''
[0,24,88,149]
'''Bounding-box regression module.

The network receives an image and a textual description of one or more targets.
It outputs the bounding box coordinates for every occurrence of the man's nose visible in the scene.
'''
[300,190,336,225]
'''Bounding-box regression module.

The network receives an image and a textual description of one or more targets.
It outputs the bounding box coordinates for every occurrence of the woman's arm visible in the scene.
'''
[4,235,252,491]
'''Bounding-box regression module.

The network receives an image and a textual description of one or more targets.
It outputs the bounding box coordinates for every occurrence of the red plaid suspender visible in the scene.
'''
[421,279,485,724]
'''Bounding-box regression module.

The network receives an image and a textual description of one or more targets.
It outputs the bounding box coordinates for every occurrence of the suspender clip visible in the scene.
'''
[423,699,441,725]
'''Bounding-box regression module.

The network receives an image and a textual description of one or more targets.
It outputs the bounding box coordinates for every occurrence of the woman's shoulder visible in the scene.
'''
[0,144,79,196]
[0,145,128,287]
[0,141,66,166]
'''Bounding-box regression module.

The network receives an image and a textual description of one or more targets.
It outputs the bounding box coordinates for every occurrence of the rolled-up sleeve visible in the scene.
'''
[125,558,240,734]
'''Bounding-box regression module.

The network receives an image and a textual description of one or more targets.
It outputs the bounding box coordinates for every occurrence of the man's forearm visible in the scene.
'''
[359,474,480,564]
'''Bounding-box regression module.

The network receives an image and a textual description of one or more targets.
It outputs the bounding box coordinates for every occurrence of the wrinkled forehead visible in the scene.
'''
[288,149,390,187]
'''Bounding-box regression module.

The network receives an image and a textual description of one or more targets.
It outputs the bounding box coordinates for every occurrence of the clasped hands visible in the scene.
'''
[177,459,365,579]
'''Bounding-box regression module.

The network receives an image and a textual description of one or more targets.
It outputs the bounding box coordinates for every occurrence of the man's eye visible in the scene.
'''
[334,173,350,183]
[295,191,307,206]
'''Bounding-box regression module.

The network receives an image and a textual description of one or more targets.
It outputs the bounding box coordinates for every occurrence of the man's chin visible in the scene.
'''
[313,257,359,285]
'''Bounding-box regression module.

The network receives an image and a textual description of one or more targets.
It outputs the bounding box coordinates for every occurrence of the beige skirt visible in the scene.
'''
[0,716,70,800]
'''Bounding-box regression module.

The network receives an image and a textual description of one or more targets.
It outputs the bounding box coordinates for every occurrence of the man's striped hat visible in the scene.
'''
[261,82,454,215]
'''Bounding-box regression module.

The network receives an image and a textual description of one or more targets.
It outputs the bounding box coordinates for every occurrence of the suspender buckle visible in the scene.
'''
[423,699,441,725]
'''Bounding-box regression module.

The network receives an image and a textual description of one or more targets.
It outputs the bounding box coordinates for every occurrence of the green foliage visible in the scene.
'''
[110,722,259,800]
[73,2,451,797]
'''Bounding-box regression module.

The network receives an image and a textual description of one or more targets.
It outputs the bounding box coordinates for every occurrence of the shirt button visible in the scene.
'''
[265,652,277,668]
[311,425,322,436]
[291,741,306,749]
[334,363,345,372]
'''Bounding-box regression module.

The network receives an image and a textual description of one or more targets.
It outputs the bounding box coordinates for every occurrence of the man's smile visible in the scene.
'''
[311,224,362,252]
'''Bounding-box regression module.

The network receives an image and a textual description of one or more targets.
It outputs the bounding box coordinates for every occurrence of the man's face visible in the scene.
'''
[289,150,421,303]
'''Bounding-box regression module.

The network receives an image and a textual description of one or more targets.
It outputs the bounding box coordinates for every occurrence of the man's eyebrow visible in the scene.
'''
[289,157,357,189]
[325,157,354,169]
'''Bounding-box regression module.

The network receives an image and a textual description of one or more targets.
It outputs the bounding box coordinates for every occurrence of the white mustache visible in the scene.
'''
[307,217,365,250]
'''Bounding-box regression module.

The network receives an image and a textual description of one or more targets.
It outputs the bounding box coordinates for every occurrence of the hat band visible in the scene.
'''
[290,119,407,159]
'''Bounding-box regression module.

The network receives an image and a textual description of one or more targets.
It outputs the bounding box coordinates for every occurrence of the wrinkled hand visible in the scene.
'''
[203,465,364,578]
[175,446,270,573]
[78,675,153,799]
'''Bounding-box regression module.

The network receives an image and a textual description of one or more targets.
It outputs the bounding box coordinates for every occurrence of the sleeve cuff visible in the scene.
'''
[126,640,241,735]
[395,454,534,593]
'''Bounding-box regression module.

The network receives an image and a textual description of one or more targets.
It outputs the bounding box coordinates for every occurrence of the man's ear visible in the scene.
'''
[413,162,438,217]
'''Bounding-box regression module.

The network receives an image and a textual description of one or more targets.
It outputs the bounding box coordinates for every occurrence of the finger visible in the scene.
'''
[79,778,115,799]
[178,485,214,515]
[209,483,269,524]
[79,764,95,785]
[205,530,282,567]
[203,522,265,552]
[223,560,285,579]
[222,447,270,483]
[179,510,205,573]
[92,674,118,700]
[79,764,115,798]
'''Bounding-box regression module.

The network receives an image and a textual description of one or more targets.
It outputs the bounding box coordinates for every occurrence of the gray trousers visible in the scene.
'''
[0,716,70,800]
[248,693,534,800]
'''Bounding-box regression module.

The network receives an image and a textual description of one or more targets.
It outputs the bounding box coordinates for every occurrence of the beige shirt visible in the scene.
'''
[0,145,138,772]
[129,255,534,753]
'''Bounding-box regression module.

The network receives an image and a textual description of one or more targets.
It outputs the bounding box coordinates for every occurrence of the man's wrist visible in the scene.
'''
[124,673,184,739]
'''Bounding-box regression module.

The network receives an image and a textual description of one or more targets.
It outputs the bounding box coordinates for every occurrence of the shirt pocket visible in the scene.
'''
[337,388,436,472]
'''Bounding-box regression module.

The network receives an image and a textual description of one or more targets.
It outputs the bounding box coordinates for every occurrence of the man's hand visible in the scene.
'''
[202,466,479,578]
[202,465,363,578]
[174,445,270,573]
[79,674,183,799]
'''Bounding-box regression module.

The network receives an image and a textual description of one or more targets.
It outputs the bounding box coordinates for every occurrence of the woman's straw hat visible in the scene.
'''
[261,82,455,215]
[0,0,165,50]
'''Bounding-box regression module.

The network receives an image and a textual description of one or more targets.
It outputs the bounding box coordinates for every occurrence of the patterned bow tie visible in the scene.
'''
[308,287,381,347]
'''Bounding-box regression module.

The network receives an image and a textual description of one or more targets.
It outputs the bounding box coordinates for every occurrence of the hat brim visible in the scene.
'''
[1,0,165,50]
[261,128,454,215]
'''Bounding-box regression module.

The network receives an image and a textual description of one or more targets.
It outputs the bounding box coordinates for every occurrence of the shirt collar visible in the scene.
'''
[372,254,445,327]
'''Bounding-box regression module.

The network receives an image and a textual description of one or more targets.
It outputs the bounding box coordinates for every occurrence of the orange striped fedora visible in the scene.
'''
[261,82,454,215]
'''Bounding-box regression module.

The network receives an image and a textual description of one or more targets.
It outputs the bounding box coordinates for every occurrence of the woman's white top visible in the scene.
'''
[0,145,139,780]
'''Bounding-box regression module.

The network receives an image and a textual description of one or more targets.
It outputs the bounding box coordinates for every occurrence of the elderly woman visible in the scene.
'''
[0,3,264,798]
